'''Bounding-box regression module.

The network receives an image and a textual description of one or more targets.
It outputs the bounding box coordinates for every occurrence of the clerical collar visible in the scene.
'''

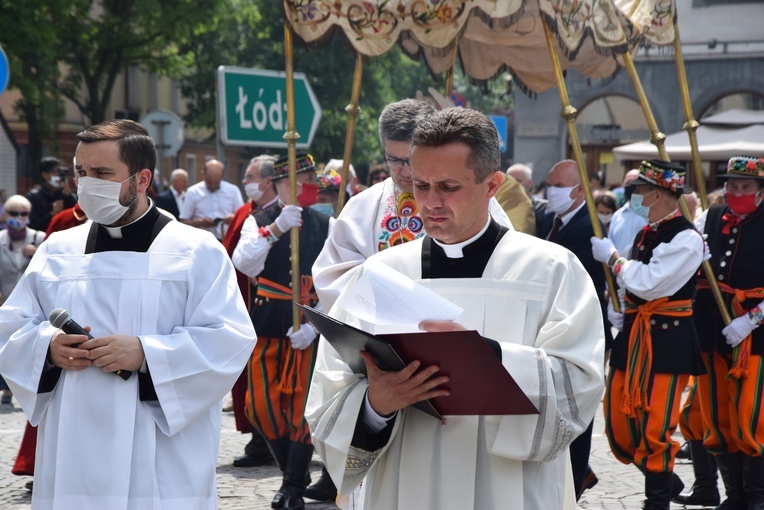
[648,208,682,230]
[103,200,156,239]
[432,215,491,258]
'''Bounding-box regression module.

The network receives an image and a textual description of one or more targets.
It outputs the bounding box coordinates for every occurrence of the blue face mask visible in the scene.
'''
[630,192,653,219]
[311,202,335,218]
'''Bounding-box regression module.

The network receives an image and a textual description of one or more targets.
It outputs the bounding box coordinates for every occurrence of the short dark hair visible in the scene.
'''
[378,99,435,146]
[76,119,156,182]
[39,157,61,176]
[595,191,618,212]
[411,107,500,183]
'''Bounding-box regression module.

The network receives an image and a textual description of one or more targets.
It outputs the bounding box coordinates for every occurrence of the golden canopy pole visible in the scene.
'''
[337,51,363,213]
[284,22,301,330]
[444,37,459,97]
[672,19,709,211]
[542,18,621,312]
[620,51,732,325]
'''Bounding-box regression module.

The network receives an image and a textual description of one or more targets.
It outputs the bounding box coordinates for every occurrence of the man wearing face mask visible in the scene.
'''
[25,157,78,232]
[590,159,706,510]
[537,159,610,501]
[222,154,279,469]
[0,119,255,508]
[691,156,764,509]
[232,153,332,510]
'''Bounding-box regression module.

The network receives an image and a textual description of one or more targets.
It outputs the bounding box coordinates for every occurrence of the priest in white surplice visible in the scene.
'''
[0,119,255,510]
[312,98,512,312]
[306,108,605,510]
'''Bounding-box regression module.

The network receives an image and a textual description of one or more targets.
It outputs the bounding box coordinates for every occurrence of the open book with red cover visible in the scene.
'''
[299,304,538,420]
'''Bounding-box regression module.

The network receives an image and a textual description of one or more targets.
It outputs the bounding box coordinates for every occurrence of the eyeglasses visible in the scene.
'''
[384,155,411,170]
[6,211,29,217]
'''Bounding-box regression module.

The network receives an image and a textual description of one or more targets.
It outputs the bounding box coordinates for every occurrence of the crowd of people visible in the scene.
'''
[0,102,761,510]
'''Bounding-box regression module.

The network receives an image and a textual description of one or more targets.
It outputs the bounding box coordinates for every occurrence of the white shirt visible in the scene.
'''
[609,202,648,256]
[180,180,244,239]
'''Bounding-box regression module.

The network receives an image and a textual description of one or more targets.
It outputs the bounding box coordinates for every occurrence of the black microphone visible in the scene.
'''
[49,308,132,380]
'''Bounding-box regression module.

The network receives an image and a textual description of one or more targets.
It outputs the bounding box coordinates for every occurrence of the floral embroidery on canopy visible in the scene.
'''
[283,0,678,94]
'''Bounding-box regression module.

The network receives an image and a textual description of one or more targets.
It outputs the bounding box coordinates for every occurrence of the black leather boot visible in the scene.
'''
[277,442,314,510]
[742,455,764,510]
[643,471,673,510]
[715,452,746,510]
[268,437,293,509]
[304,465,338,502]
[673,440,720,506]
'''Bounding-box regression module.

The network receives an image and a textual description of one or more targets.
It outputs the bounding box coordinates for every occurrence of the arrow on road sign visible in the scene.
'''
[217,66,321,149]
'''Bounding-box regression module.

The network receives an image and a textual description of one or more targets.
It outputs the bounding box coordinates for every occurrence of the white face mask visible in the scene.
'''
[598,212,613,224]
[77,174,138,225]
[547,185,578,215]
[245,182,263,202]
[49,175,62,189]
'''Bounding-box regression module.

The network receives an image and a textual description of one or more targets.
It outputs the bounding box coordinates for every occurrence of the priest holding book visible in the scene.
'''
[306,107,605,510]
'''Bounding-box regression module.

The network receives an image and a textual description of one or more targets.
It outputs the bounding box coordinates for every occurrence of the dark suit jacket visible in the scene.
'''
[155,189,180,219]
[538,206,613,349]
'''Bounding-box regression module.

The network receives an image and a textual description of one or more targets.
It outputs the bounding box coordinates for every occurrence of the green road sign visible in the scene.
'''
[217,66,321,149]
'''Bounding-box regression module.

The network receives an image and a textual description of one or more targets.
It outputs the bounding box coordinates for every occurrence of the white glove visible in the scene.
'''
[607,296,625,332]
[287,323,318,350]
[722,314,757,348]
[275,205,303,233]
[591,236,617,264]
[702,234,711,262]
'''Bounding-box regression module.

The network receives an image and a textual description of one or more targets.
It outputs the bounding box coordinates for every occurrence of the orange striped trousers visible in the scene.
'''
[604,366,688,473]
[679,376,705,441]
[697,352,764,457]
[244,336,317,444]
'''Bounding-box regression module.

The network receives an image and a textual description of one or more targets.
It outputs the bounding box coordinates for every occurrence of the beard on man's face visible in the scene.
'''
[112,174,139,227]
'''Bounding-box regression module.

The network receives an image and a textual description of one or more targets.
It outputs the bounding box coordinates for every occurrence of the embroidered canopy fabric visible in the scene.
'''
[283,0,676,94]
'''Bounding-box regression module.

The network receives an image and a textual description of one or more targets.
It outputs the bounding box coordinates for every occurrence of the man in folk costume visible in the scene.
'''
[312,98,512,312]
[307,108,605,510]
[232,153,331,510]
[0,119,256,509]
[222,154,279,468]
[591,159,706,510]
[693,156,764,509]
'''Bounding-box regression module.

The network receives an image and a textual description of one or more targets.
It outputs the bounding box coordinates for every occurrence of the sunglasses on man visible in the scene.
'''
[6,211,30,217]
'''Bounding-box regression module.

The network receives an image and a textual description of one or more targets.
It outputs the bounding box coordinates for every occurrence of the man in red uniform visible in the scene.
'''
[222,154,278,467]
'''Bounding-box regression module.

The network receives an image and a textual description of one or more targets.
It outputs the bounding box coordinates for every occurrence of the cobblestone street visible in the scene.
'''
[0,393,721,509]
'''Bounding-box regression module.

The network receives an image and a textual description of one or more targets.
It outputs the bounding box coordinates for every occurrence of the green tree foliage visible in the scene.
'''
[0,0,66,177]
[177,0,442,177]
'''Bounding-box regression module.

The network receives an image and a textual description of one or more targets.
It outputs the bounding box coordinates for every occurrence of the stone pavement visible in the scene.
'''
[0,393,723,509]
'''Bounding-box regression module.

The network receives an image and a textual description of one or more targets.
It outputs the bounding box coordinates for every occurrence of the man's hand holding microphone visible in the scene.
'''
[49,309,139,379]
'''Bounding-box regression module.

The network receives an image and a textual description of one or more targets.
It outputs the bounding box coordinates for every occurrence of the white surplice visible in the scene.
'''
[306,231,605,510]
[0,221,256,510]
[312,177,514,311]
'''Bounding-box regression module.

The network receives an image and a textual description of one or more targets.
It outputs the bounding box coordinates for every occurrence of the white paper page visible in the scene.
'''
[336,259,463,328]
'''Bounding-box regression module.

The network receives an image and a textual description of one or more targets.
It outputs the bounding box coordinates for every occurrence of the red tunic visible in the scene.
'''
[221,201,259,433]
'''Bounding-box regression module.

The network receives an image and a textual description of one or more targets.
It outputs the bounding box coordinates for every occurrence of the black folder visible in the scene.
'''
[299,304,538,420]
